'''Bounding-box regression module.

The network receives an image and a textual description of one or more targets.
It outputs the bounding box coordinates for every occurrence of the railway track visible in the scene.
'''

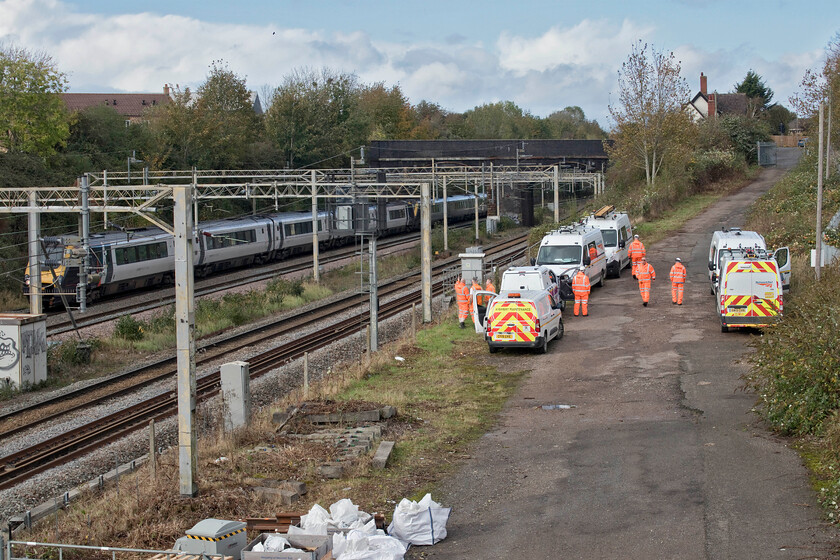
[46,227,441,335]
[0,234,529,490]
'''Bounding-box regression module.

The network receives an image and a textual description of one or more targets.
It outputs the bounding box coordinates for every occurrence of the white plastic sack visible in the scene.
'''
[263,535,292,552]
[330,498,361,527]
[300,503,331,535]
[387,494,450,546]
[333,529,406,560]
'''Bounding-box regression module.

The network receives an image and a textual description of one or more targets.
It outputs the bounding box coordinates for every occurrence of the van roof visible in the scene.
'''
[714,229,766,245]
[491,289,550,302]
[504,266,545,274]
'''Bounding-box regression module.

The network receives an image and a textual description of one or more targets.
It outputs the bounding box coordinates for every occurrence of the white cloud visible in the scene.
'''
[0,0,823,128]
[497,19,654,73]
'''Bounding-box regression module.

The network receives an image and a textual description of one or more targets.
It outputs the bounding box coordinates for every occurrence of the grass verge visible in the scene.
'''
[23,314,524,551]
[742,152,840,522]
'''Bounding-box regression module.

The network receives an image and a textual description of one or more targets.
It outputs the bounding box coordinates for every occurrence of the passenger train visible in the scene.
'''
[24,194,486,305]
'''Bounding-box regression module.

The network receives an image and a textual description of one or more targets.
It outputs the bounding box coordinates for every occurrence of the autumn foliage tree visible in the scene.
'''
[0,44,69,156]
[607,41,694,189]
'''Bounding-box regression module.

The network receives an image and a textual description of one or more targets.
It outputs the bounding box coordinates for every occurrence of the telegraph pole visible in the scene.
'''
[817,103,825,282]
[311,170,320,283]
[28,191,42,315]
[421,182,432,322]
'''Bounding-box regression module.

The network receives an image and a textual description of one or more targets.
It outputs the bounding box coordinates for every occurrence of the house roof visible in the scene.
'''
[714,93,748,116]
[62,93,171,117]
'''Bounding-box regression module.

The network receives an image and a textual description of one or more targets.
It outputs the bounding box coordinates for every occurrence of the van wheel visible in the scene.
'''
[721,324,729,333]
[614,264,621,279]
[488,344,498,354]
[598,271,606,287]
[538,336,549,354]
[557,319,564,340]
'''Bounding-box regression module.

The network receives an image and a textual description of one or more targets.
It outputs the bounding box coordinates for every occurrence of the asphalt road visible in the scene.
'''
[410,148,840,559]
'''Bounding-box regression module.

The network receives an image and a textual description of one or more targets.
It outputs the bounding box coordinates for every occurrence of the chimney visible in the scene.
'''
[164,84,170,96]
[700,73,707,96]
[708,92,716,118]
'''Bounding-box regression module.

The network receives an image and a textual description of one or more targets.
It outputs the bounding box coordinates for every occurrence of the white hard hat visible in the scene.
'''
[634,234,639,239]
[675,257,681,262]
[579,265,585,271]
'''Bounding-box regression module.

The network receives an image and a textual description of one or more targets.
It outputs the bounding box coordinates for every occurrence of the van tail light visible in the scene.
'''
[535,319,541,332]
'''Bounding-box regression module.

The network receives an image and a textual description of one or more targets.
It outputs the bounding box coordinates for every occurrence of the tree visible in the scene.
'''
[355,83,415,140]
[460,101,540,139]
[734,70,775,117]
[607,41,694,187]
[265,68,361,168]
[0,44,70,156]
[790,33,840,125]
[193,61,259,169]
[545,106,607,139]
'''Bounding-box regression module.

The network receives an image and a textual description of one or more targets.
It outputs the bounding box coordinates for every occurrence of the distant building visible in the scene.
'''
[686,73,749,121]
[62,84,264,123]
[62,85,173,124]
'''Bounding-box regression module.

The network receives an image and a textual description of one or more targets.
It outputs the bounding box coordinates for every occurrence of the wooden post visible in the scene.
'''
[411,303,417,339]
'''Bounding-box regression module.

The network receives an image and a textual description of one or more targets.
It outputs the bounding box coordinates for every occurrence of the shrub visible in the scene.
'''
[267,278,304,298]
[114,315,145,340]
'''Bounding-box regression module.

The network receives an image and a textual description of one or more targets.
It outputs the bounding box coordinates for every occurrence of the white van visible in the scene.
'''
[470,289,563,354]
[708,228,790,294]
[499,266,561,307]
[583,205,633,278]
[534,223,607,287]
[715,249,784,332]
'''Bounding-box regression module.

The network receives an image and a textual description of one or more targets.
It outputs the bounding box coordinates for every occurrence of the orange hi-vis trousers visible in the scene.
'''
[574,296,588,316]
[671,282,684,304]
[639,281,652,303]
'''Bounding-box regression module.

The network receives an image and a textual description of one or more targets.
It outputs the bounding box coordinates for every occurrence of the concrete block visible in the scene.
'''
[380,405,397,419]
[306,410,382,424]
[253,487,299,505]
[280,480,308,495]
[318,463,343,479]
[372,441,395,469]
[272,411,291,425]
[244,477,280,488]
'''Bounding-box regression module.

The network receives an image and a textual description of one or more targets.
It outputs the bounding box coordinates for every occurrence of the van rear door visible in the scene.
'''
[470,290,497,334]
[772,246,791,292]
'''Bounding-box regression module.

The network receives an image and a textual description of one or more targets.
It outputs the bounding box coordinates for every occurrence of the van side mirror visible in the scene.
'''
[583,255,591,266]
[530,258,536,266]
[619,240,626,248]
[708,262,715,271]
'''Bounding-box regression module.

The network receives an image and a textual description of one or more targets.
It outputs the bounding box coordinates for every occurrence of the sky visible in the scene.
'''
[0,0,837,128]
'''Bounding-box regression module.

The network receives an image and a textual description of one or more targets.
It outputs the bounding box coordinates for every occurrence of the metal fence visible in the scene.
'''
[3,539,226,560]
[757,142,777,167]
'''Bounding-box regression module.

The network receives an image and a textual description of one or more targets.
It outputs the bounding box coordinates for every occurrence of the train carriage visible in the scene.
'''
[196,216,275,275]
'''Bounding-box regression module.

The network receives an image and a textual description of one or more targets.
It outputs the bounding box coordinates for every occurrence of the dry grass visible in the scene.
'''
[23,310,523,551]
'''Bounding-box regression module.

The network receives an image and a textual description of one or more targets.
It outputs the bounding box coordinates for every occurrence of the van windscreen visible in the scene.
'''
[601,229,618,247]
[537,245,582,265]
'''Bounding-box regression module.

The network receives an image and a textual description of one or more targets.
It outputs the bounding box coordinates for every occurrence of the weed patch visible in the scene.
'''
[25,315,524,549]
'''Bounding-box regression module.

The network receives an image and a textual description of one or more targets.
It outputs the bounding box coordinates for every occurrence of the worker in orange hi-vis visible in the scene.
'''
[669,257,687,305]
[627,234,646,279]
[484,278,496,304]
[454,277,469,329]
[588,244,597,262]
[571,265,591,316]
[636,257,656,307]
[468,277,481,320]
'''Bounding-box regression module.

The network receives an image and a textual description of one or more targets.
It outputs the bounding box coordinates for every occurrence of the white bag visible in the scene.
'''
[387,494,450,546]
[334,529,406,560]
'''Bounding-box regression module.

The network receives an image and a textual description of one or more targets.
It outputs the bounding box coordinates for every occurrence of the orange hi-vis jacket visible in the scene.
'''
[669,262,687,284]
[637,262,656,281]
[481,280,496,305]
[572,270,591,296]
[469,280,481,313]
[454,280,469,320]
[589,246,597,261]
[628,239,646,263]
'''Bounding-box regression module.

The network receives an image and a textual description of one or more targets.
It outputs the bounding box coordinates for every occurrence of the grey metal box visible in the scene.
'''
[174,518,248,560]
[242,533,331,560]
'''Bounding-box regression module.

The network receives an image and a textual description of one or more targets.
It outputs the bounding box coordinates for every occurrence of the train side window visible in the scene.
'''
[115,248,125,265]
[137,245,149,261]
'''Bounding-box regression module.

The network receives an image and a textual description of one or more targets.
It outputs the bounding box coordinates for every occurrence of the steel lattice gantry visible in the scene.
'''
[0,163,604,498]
